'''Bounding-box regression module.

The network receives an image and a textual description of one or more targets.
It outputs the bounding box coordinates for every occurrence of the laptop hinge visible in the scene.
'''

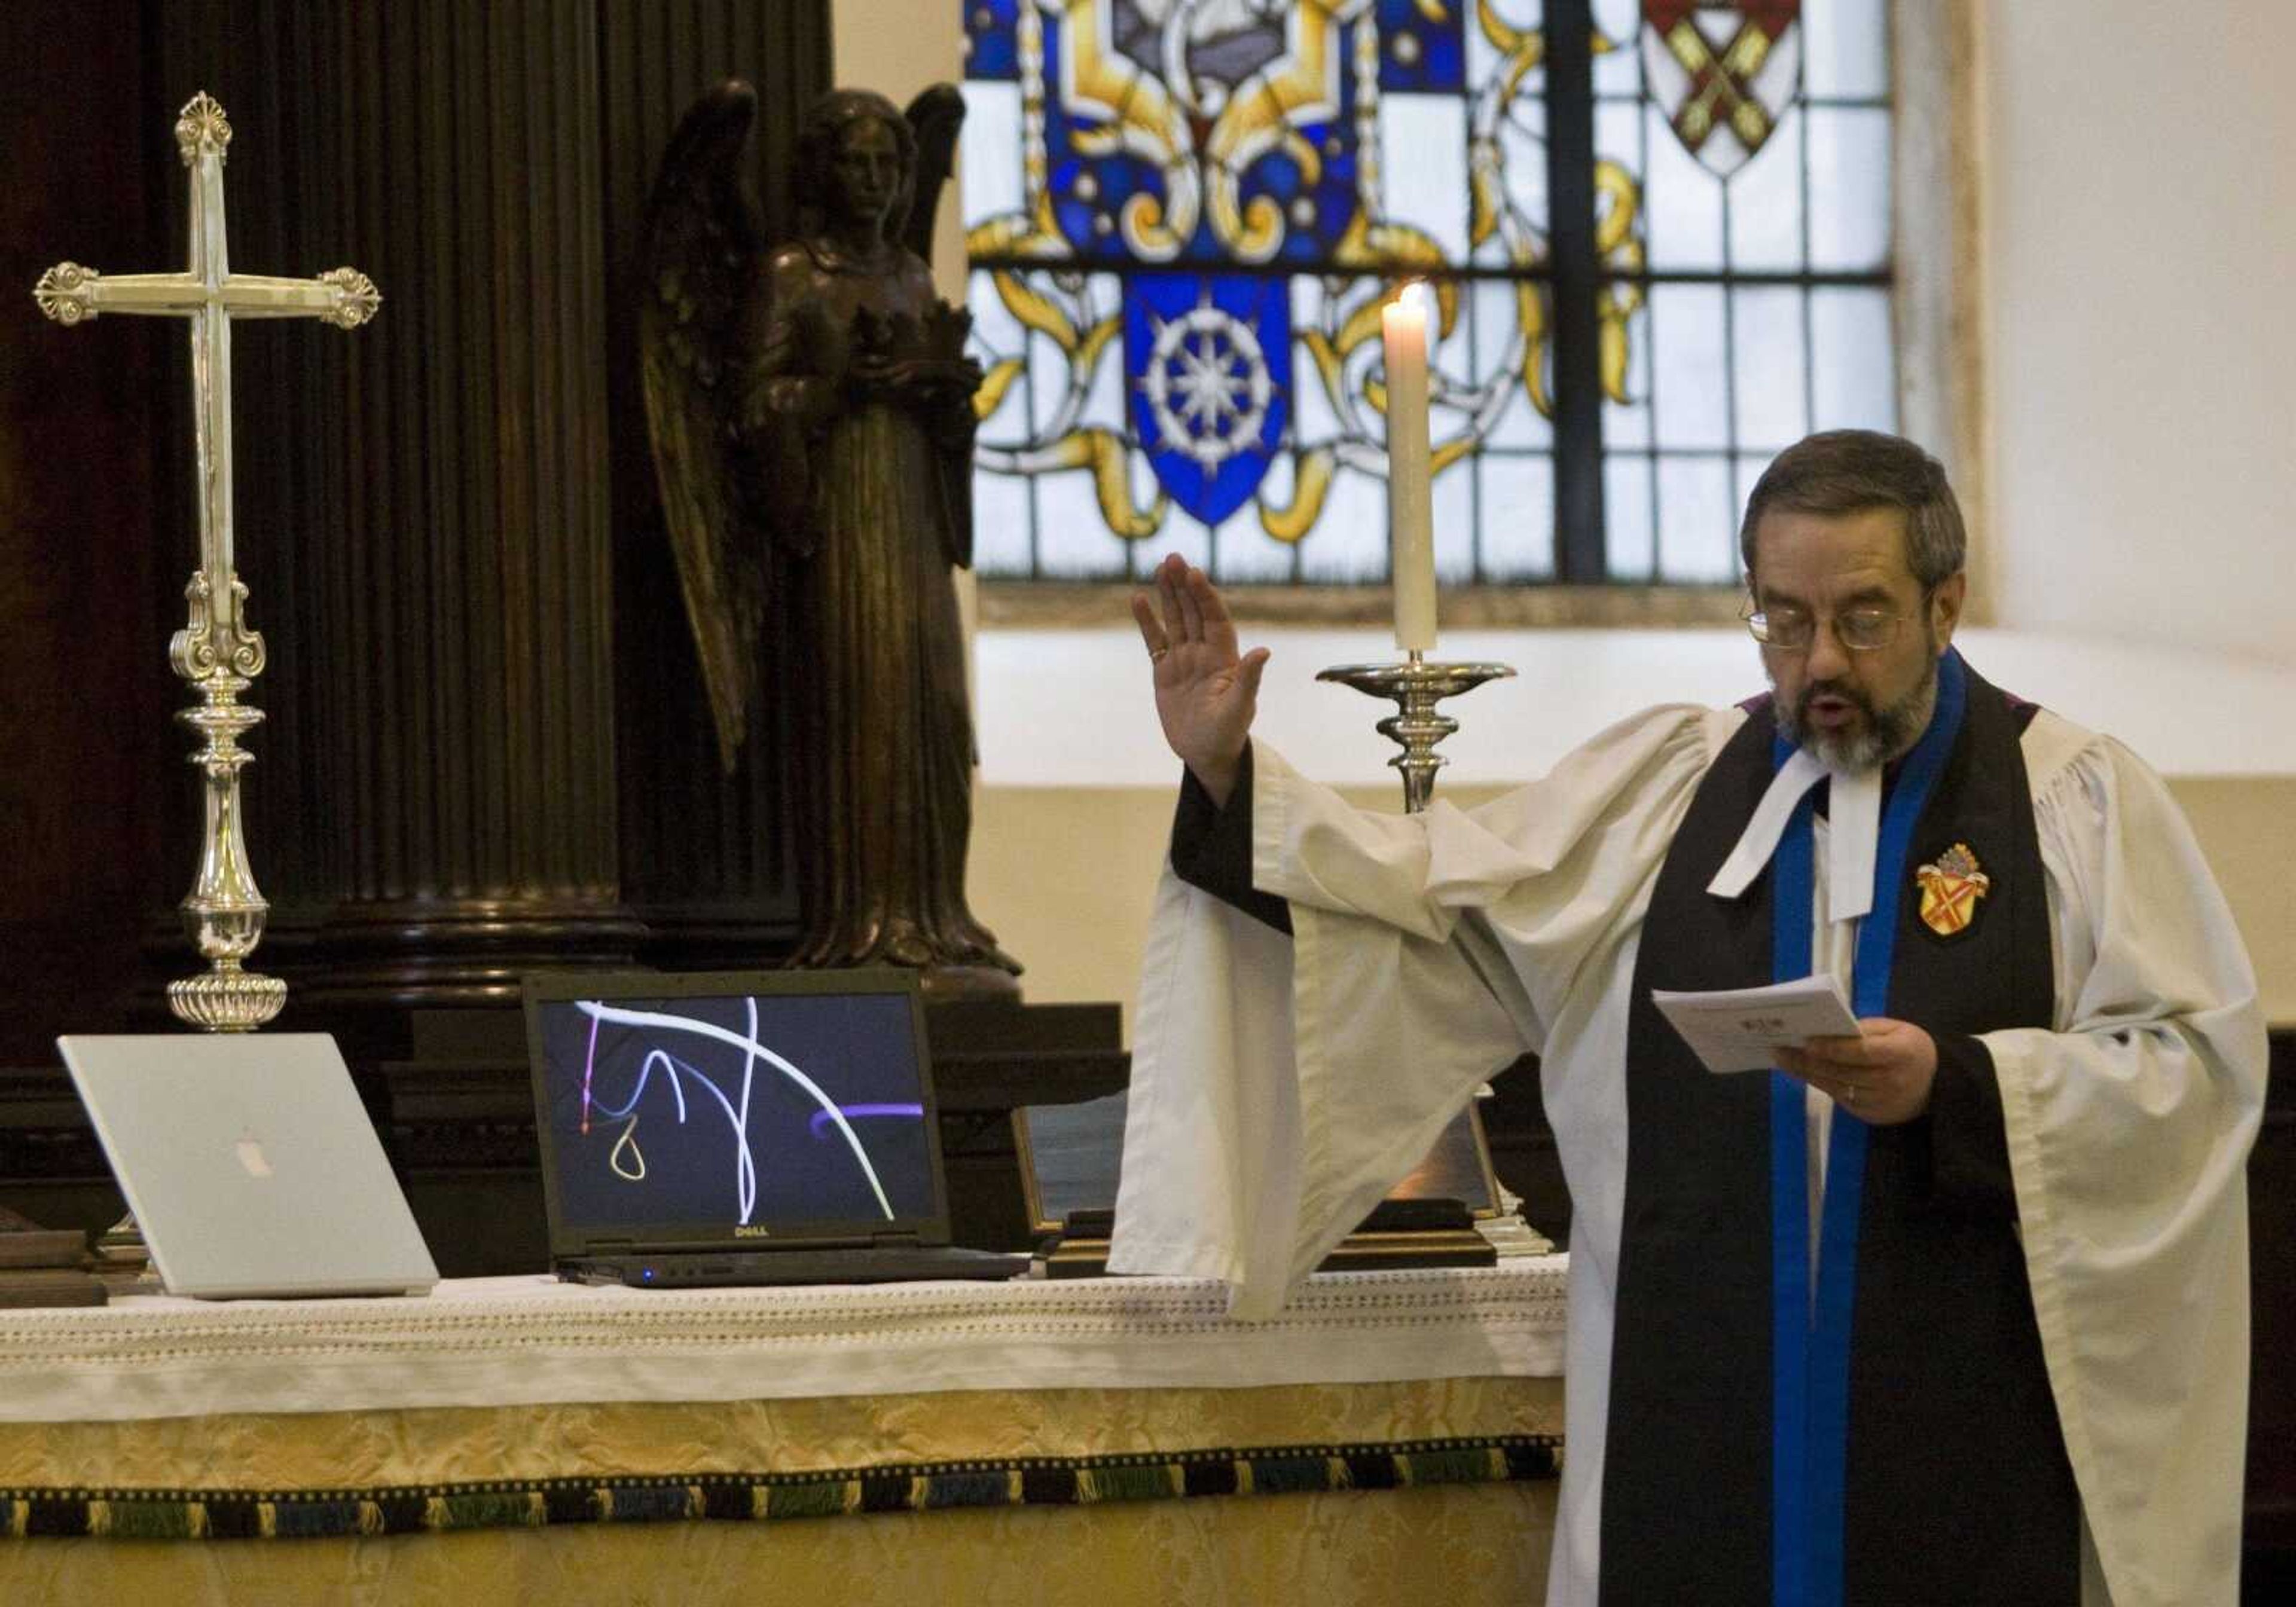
[871,1232,924,1249]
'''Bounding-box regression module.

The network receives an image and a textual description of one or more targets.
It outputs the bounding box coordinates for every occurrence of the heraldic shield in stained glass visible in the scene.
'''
[961,1,1892,587]
[1126,272,1293,526]
[1640,2,1803,176]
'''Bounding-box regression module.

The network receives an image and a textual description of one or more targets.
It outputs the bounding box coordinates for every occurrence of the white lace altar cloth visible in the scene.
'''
[0,1261,1567,1425]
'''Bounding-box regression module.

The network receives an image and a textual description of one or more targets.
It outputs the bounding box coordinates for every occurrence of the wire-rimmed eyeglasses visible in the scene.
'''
[1741,603,1922,653]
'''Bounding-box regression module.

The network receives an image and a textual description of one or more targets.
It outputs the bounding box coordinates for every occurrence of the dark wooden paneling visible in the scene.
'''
[596,0,832,966]
[0,2,835,1038]
[1485,1053,1572,1245]
[220,0,648,1005]
[2247,1029,2296,1596]
[0,4,173,1061]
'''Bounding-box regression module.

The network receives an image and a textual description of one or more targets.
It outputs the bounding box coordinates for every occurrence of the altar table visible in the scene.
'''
[0,1262,1567,1605]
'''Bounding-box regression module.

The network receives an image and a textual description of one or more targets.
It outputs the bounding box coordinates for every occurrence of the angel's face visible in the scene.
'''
[829,118,902,234]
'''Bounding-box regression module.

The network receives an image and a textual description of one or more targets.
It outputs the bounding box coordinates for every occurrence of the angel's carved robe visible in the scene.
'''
[744,236,1011,974]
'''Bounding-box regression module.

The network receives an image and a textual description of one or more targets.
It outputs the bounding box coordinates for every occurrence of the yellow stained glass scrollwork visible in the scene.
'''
[965,0,1648,554]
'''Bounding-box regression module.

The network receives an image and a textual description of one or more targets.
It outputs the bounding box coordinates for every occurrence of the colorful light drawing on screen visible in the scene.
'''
[807,1104,923,1138]
[607,1118,648,1181]
[573,998,898,1223]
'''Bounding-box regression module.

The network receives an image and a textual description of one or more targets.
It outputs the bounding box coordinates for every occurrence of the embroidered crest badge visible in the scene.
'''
[1915,842,1990,938]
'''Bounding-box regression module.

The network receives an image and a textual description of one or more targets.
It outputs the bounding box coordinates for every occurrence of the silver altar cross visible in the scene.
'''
[34,92,378,1032]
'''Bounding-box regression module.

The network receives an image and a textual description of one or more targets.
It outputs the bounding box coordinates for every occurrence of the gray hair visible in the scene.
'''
[1738,430,1967,591]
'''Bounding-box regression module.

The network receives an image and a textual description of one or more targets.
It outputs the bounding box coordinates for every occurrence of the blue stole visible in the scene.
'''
[1766,649,1968,1607]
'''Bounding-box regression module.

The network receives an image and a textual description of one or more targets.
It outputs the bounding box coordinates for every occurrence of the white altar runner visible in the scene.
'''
[0,1261,1568,1425]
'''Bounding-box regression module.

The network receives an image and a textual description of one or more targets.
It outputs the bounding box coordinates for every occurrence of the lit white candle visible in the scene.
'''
[1382,282,1437,653]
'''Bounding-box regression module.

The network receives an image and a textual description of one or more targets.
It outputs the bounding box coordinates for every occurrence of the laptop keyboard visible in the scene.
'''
[569,1245,1030,1288]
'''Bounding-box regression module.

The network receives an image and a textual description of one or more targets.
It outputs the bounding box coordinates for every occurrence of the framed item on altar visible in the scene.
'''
[1012,1096,1507,1239]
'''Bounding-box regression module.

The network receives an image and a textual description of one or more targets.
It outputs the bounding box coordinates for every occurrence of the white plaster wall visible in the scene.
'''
[969,625,2296,1026]
[832,0,967,303]
[1980,0,2296,664]
[973,774,2296,1034]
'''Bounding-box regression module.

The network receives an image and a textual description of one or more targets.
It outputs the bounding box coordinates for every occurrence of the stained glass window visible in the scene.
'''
[959,1,1894,586]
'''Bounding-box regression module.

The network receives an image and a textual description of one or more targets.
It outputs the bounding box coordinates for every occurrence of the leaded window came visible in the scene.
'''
[959,1,1895,589]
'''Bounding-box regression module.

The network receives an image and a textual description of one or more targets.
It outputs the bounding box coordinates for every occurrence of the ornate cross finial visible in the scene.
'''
[174,91,232,166]
[30,261,99,325]
[318,266,382,329]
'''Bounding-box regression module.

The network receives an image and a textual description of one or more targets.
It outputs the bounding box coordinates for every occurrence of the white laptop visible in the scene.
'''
[56,1033,439,1299]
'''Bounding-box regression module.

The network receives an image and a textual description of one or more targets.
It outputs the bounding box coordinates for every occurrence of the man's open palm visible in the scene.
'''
[1130,554,1269,805]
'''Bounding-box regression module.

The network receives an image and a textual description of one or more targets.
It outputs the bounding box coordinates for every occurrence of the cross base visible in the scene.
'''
[167,962,288,1032]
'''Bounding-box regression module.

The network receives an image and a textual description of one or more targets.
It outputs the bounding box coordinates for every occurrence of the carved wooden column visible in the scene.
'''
[149,0,645,1010]
[596,0,832,968]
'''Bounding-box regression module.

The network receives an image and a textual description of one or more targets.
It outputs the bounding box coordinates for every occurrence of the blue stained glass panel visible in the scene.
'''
[1025,1,1370,269]
[962,0,1021,80]
[961,2,1897,586]
[1376,0,1468,93]
[1125,274,1293,526]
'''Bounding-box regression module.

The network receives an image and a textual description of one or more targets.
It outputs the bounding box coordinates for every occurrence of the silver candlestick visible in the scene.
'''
[1316,652,1516,814]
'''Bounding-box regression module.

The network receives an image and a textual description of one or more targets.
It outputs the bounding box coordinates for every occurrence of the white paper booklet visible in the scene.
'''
[1650,975,1863,1074]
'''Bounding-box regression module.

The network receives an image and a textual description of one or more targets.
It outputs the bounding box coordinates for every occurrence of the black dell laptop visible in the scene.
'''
[521,969,1027,1288]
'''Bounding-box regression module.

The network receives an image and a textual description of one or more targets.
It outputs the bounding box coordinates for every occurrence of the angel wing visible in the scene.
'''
[899,83,967,268]
[640,78,769,774]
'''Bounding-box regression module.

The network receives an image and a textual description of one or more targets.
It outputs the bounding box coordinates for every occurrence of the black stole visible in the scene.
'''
[1596,662,2080,1605]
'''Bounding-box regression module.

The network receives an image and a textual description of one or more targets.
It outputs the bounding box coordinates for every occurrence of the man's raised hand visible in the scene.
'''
[1129,554,1269,808]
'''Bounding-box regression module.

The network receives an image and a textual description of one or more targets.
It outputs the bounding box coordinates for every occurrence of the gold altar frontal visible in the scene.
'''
[0,1268,1565,1605]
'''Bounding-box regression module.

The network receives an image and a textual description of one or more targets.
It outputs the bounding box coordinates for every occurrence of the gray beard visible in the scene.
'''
[1776,653,1941,772]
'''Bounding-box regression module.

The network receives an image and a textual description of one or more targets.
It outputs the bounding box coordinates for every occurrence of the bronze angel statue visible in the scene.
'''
[641,80,1018,987]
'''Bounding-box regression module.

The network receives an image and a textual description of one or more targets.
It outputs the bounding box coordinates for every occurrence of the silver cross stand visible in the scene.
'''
[33,92,378,1036]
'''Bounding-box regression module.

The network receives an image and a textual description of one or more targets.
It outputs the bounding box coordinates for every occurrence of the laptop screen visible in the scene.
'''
[523,973,946,1253]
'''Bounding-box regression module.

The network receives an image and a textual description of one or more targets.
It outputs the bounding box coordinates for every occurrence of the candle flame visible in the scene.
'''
[1395,279,1434,323]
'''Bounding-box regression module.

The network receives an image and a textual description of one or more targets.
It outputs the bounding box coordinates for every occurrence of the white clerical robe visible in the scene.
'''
[1110,701,2264,1607]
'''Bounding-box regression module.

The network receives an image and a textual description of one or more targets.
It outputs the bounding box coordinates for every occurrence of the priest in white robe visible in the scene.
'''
[1110,430,2264,1607]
